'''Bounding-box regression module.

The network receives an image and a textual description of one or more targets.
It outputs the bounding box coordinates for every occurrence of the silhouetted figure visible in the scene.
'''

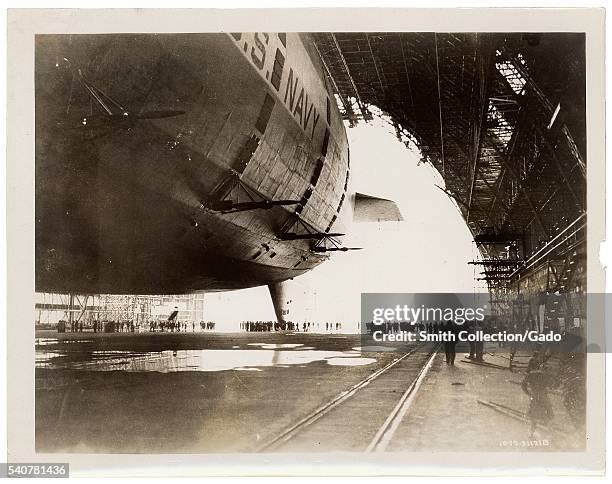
[473,320,484,362]
[467,321,476,359]
[522,353,553,438]
[444,322,457,366]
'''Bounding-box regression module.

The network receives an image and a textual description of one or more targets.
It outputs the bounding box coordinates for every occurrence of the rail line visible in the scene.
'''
[256,342,439,452]
[366,348,438,452]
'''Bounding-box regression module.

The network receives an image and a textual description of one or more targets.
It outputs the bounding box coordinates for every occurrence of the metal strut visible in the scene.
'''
[312,233,361,253]
[276,216,357,252]
[207,177,300,214]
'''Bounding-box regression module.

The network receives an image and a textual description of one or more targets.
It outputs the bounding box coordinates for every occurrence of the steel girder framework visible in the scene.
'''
[311,32,586,295]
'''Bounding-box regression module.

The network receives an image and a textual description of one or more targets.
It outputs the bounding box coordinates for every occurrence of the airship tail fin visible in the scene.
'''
[353,192,403,222]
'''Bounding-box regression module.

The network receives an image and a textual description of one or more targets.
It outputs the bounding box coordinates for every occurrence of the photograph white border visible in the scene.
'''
[6,7,606,476]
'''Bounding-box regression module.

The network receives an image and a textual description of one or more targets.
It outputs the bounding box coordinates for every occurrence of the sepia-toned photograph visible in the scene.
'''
[5,7,607,477]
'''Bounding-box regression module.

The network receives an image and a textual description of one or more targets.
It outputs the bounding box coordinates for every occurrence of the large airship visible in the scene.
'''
[35,32,401,321]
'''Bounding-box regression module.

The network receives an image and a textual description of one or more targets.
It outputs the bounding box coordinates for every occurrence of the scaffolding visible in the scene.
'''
[311,32,586,323]
[35,292,206,327]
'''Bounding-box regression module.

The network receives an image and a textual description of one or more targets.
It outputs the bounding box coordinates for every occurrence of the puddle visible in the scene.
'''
[36,351,64,363]
[35,348,377,372]
[326,357,376,366]
[35,338,59,346]
[247,343,304,349]
[352,346,398,352]
[36,338,94,346]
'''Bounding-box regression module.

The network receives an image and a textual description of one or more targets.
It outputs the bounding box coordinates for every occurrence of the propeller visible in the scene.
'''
[78,110,185,129]
[72,68,186,130]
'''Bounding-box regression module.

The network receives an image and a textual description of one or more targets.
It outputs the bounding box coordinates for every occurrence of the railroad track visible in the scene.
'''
[256,342,439,453]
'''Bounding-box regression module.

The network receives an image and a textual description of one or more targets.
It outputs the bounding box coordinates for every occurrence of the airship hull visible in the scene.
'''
[35,33,351,294]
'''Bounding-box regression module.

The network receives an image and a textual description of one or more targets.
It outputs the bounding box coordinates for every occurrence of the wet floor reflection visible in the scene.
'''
[35,338,59,346]
[36,338,93,345]
[36,347,377,372]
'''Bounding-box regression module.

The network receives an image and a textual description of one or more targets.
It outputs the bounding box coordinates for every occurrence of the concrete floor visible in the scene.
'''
[35,332,585,454]
[387,347,586,453]
[35,331,402,453]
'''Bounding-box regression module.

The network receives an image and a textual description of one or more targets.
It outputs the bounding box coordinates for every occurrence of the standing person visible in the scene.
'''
[473,320,484,362]
[443,321,457,366]
[466,321,476,359]
[498,322,506,348]
[521,352,553,438]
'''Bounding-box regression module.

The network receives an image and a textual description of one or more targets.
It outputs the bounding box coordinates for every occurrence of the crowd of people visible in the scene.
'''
[56,319,215,333]
[56,318,347,333]
[241,320,344,332]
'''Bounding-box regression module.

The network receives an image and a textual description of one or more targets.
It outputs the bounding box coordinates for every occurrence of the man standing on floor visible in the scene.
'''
[444,321,458,366]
